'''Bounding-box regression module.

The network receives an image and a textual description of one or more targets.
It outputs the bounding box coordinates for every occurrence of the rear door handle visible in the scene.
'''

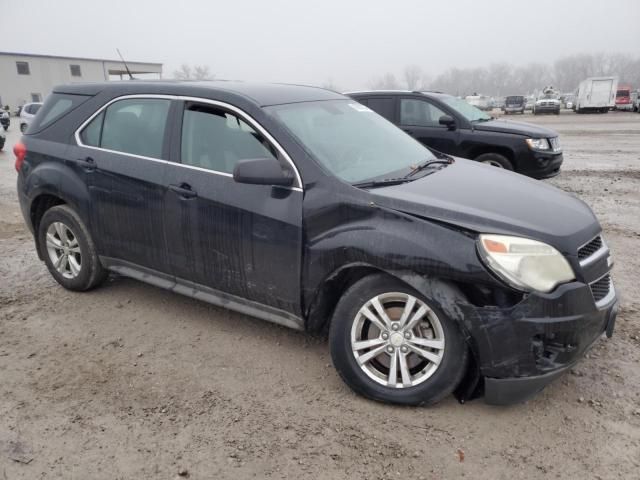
[168,183,197,199]
[76,156,96,171]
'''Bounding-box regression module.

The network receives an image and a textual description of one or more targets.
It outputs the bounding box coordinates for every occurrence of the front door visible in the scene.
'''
[162,100,303,315]
[398,97,460,155]
[73,96,172,272]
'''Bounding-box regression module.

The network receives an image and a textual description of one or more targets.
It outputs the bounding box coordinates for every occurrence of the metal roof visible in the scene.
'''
[0,51,162,66]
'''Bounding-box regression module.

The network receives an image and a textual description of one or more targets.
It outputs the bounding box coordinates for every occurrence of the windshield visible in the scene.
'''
[441,96,491,122]
[266,100,436,183]
[616,89,629,97]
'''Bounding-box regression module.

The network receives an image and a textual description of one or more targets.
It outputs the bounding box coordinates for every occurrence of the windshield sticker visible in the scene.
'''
[348,103,373,112]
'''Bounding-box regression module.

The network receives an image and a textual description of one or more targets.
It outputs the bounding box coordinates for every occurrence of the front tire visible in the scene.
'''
[38,205,107,291]
[475,152,513,170]
[329,274,468,406]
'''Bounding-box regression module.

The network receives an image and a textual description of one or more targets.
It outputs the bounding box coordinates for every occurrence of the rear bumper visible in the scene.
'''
[458,279,618,405]
[504,106,524,112]
[615,104,633,111]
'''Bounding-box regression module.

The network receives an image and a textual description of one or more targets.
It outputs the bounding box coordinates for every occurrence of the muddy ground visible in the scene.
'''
[1,111,639,479]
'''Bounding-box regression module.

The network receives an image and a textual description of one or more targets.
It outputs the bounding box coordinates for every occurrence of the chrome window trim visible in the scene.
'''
[74,93,303,191]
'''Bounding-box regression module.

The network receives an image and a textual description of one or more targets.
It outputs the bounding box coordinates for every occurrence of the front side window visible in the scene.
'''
[70,64,82,77]
[400,99,446,127]
[180,104,278,174]
[80,98,170,159]
[16,61,30,75]
[267,100,435,184]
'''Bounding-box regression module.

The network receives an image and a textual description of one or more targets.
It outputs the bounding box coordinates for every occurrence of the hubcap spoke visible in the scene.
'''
[46,232,63,249]
[54,222,66,243]
[352,338,386,351]
[397,296,416,329]
[398,351,412,387]
[387,349,398,386]
[403,304,429,332]
[371,296,393,328]
[68,256,81,276]
[357,344,388,366]
[407,337,445,350]
[407,344,442,366]
[359,303,389,332]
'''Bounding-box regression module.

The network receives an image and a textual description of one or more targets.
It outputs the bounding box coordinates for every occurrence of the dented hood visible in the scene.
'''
[369,159,599,254]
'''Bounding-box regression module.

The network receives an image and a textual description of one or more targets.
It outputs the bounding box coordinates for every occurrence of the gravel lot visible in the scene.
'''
[1,110,639,479]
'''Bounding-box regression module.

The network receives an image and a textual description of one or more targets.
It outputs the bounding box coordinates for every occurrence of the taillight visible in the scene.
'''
[14,141,26,172]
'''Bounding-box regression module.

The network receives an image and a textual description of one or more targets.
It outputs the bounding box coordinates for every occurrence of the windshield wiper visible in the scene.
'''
[352,177,413,189]
[405,157,454,178]
[471,117,492,122]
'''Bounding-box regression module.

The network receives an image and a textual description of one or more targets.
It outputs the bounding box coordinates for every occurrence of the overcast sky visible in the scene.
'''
[4,0,639,89]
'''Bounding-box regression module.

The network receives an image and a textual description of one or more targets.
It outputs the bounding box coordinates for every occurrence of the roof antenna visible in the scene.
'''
[116,48,135,80]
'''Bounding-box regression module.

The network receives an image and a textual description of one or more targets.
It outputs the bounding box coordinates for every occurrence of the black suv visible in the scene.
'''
[347,91,563,178]
[16,81,616,406]
[503,95,526,115]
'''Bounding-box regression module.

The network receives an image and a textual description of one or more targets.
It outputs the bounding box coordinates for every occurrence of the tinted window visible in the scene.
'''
[365,97,395,121]
[70,64,82,77]
[81,98,170,159]
[16,61,30,75]
[400,99,446,127]
[80,111,104,146]
[181,104,277,174]
[29,94,89,132]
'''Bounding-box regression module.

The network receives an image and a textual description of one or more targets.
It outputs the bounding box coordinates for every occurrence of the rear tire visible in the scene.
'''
[38,205,108,291]
[329,274,468,406]
[475,152,513,170]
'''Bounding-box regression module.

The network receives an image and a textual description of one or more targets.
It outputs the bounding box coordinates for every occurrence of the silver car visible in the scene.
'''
[19,102,43,133]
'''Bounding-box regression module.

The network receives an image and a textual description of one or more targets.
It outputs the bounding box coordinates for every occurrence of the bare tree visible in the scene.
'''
[173,64,215,80]
[370,72,400,90]
[321,78,340,91]
[404,65,422,90]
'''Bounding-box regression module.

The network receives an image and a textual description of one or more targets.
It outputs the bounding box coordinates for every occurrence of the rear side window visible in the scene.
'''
[365,97,395,121]
[80,98,171,159]
[27,93,89,133]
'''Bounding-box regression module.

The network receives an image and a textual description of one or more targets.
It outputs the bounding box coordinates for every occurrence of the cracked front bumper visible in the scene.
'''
[459,280,618,405]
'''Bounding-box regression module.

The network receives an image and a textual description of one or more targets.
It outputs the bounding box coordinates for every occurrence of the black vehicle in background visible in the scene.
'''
[347,91,563,178]
[16,81,616,406]
[503,95,526,114]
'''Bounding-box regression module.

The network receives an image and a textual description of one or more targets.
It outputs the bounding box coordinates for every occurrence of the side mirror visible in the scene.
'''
[233,157,294,187]
[439,115,456,129]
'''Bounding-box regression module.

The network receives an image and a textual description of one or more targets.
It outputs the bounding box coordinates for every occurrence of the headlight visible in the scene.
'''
[477,234,575,293]
[525,138,550,150]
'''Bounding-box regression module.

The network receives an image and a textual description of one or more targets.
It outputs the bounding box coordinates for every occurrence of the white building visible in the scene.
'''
[0,51,162,109]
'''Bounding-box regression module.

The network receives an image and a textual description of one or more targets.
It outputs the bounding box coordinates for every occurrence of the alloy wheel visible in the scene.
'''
[46,222,82,279]
[350,292,445,388]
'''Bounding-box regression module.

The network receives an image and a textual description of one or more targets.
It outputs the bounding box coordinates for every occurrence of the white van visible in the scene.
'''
[575,77,618,113]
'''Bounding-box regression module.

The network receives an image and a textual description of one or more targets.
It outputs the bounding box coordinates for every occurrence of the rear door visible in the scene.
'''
[162,100,303,315]
[590,80,613,106]
[398,97,459,154]
[74,96,172,273]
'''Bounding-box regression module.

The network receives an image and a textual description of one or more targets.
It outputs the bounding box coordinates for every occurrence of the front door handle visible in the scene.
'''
[168,183,197,199]
[76,156,96,171]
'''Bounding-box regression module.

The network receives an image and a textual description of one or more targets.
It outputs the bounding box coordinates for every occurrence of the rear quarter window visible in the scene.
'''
[27,93,90,133]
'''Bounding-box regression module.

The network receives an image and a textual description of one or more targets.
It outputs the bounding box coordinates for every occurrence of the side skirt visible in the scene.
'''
[100,256,305,331]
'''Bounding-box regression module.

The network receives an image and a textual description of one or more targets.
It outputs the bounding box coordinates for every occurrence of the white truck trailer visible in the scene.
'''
[574,77,618,113]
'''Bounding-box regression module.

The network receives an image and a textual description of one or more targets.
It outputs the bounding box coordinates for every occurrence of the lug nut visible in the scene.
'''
[401,346,408,353]
[381,332,389,340]
[404,332,411,339]
[391,323,399,331]
[387,346,394,353]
